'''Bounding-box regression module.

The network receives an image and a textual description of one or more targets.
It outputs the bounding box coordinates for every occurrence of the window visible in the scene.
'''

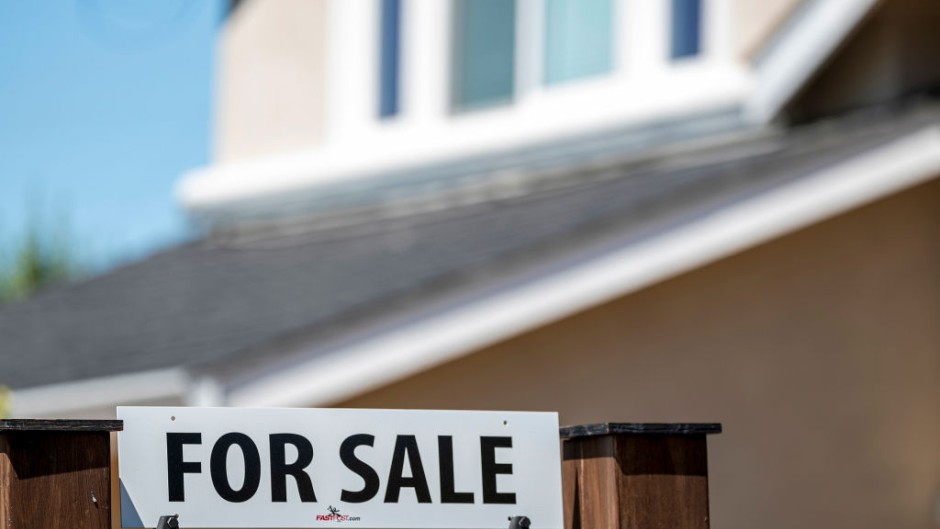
[379,0,401,118]
[670,0,702,59]
[451,0,516,111]
[544,0,613,84]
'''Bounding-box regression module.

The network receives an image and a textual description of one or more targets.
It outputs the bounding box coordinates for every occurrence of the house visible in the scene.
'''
[1,0,939,527]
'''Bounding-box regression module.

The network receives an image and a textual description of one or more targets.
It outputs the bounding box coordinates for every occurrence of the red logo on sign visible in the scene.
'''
[316,506,361,523]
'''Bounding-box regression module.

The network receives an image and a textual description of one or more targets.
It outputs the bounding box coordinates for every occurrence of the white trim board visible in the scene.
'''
[228,126,940,408]
[180,78,748,212]
[10,368,189,418]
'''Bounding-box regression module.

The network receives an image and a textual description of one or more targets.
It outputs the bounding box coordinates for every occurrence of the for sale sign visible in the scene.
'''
[117,407,563,529]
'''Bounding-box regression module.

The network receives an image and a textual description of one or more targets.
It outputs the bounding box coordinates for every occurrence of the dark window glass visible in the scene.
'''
[379,0,401,118]
[452,0,516,111]
[671,0,702,59]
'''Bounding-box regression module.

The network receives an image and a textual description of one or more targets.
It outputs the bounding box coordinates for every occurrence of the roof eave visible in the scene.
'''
[225,126,940,408]
[8,368,222,418]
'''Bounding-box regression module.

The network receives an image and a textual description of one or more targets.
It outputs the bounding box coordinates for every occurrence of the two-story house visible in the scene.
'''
[2,1,940,527]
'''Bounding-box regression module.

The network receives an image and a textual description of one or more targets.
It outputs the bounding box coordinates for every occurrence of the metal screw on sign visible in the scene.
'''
[156,514,179,529]
[508,516,531,529]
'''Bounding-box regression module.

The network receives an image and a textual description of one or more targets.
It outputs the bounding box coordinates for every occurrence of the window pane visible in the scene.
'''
[379,0,401,118]
[544,0,613,85]
[452,0,516,111]
[671,0,702,59]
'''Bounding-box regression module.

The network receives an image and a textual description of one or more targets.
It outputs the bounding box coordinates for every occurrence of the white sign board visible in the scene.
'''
[118,407,563,529]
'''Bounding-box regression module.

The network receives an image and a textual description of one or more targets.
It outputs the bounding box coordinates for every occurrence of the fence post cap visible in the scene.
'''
[559,422,722,439]
[0,419,123,432]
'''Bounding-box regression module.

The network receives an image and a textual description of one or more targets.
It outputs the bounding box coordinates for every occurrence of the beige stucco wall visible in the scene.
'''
[215,0,329,163]
[339,179,940,529]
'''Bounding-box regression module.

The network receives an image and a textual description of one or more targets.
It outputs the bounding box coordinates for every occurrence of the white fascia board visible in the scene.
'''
[747,0,880,123]
[229,126,940,408]
[10,368,191,418]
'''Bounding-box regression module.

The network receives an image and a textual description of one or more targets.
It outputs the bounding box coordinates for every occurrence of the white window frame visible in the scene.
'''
[325,0,743,148]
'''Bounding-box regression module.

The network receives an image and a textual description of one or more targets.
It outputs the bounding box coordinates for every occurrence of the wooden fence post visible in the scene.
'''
[560,423,722,529]
[0,419,123,529]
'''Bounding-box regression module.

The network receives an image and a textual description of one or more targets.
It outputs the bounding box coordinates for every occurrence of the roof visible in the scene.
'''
[3,98,940,393]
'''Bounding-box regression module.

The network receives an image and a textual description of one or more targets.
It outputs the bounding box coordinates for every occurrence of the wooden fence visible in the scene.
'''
[0,419,720,529]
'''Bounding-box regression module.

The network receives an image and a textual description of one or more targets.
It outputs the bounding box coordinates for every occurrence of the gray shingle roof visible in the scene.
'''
[2,100,938,390]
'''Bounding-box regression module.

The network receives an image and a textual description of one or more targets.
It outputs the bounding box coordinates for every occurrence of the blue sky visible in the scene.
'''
[0,0,225,270]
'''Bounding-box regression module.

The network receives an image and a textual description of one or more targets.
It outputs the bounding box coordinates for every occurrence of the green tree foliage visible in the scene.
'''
[0,217,78,304]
